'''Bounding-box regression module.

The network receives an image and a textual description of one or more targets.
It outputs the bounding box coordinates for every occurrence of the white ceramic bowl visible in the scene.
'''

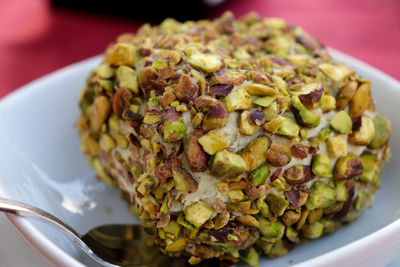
[0,49,399,267]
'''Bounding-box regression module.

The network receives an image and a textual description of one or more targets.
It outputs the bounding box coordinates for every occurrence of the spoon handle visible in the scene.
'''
[0,197,81,238]
[0,197,118,267]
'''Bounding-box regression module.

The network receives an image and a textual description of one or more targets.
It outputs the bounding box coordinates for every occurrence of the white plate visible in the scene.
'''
[0,50,399,267]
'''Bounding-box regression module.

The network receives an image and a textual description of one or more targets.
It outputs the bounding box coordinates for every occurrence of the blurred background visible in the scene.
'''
[1,0,399,98]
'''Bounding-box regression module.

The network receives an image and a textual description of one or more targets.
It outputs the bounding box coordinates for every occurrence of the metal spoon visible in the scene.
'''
[0,197,217,267]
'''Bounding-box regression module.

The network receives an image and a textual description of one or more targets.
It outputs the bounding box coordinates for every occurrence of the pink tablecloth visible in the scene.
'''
[1,0,399,98]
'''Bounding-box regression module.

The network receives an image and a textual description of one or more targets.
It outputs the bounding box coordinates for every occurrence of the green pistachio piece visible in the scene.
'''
[89,96,111,133]
[239,137,269,171]
[368,114,391,149]
[186,52,222,73]
[360,153,377,182]
[79,88,95,118]
[320,218,341,234]
[319,63,345,82]
[286,226,300,243]
[305,181,335,210]
[326,136,348,158]
[348,115,375,145]
[266,142,292,167]
[228,190,246,203]
[210,150,248,178]
[330,110,352,134]
[117,66,139,95]
[100,133,116,153]
[245,83,278,96]
[224,88,252,112]
[108,43,138,67]
[163,221,181,238]
[184,202,214,228]
[162,118,187,143]
[259,217,285,242]
[238,111,259,135]
[349,82,371,118]
[97,79,114,92]
[254,96,276,107]
[265,193,289,216]
[318,128,331,141]
[263,101,279,122]
[165,238,187,252]
[265,36,290,58]
[251,165,270,186]
[277,117,300,138]
[354,192,368,211]
[291,96,321,128]
[93,159,114,185]
[172,167,198,193]
[320,95,336,113]
[152,59,168,71]
[334,181,349,202]
[301,222,324,239]
[97,62,115,79]
[241,247,259,267]
[177,213,196,231]
[202,102,229,131]
[256,195,271,217]
[333,154,363,180]
[312,154,332,178]
[137,178,154,196]
[198,130,228,155]
[268,239,290,258]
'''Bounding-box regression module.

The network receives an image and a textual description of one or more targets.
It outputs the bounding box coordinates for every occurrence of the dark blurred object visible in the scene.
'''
[52,0,230,22]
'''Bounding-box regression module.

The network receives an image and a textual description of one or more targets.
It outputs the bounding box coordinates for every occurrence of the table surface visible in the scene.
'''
[1,0,399,265]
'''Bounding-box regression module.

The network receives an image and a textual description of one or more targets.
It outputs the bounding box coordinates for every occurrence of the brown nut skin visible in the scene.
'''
[282,210,301,226]
[283,165,313,184]
[349,82,371,118]
[266,142,292,167]
[298,88,323,109]
[336,81,358,110]
[184,130,209,172]
[113,88,132,117]
[202,102,229,131]
[194,95,218,112]
[175,74,199,103]
[154,156,181,184]
[333,154,364,180]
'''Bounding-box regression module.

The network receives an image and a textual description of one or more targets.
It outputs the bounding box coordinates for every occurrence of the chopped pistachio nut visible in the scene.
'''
[265,193,289,216]
[210,150,248,178]
[277,117,300,138]
[320,95,336,113]
[93,158,114,185]
[224,88,252,112]
[368,114,391,149]
[89,96,111,133]
[327,136,348,158]
[320,218,341,234]
[291,96,321,128]
[286,226,300,243]
[228,190,246,203]
[162,118,187,142]
[239,111,259,135]
[250,165,269,186]
[266,142,292,167]
[108,43,138,67]
[330,110,352,134]
[143,114,161,124]
[259,217,285,242]
[319,63,345,82]
[349,82,371,118]
[100,133,116,153]
[360,154,377,182]
[114,132,128,149]
[254,96,276,107]
[301,222,324,239]
[312,154,332,177]
[97,62,115,79]
[305,181,335,210]
[263,115,285,133]
[198,130,228,155]
[165,238,187,252]
[192,112,204,128]
[334,181,349,202]
[117,66,139,94]
[333,154,363,180]
[184,202,214,228]
[263,101,279,122]
[241,247,259,267]
[336,81,358,110]
[348,115,375,145]
[319,127,331,141]
[239,137,269,171]
[245,83,278,96]
[172,167,198,193]
[186,51,222,73]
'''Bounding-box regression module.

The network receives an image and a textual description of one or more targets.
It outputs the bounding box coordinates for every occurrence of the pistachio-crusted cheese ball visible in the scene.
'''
[77,12,391,266]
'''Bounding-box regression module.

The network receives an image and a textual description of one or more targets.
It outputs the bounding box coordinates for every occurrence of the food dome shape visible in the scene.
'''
[77,11,391,266]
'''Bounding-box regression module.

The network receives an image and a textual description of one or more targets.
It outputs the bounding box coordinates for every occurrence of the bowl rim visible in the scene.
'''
[0,49,399,267]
